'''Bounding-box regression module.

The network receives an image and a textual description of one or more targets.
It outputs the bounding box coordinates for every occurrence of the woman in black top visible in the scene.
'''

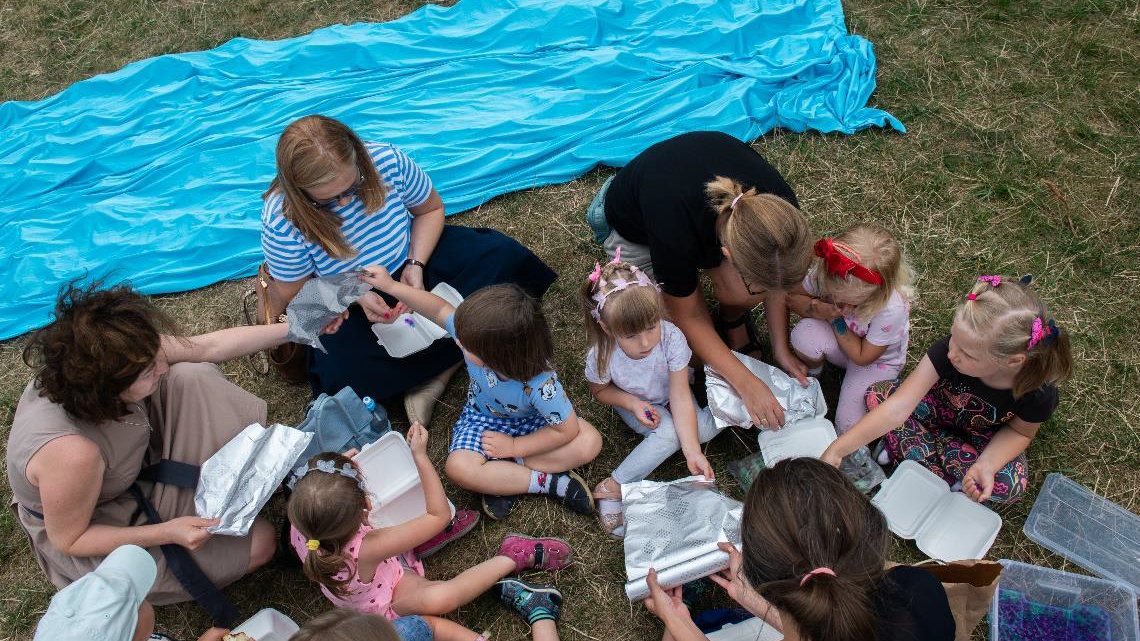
[590,131,813,428]
[643,458,956,641]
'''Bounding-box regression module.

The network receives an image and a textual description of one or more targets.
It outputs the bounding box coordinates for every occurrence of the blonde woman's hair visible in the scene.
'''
[706,176,812,292]
[264,115,387,259]
[286,452,369,599]
[289,608,401,641]
[813,223,916,322]
[579,261,664,378]
[954,277,1073,398]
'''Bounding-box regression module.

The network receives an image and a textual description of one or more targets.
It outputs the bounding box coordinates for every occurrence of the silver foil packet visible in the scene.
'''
[195,423,313,536]
[284,272,373,352]
[622,476,743,601]
[705,351,825,429]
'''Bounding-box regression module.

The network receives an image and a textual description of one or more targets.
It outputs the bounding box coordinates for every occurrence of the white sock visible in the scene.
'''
[876,448,891,466]
[949,480,963,492]
[528,471,570,496]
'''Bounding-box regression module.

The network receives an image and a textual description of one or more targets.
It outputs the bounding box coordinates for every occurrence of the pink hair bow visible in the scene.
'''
[1028,316,1058,349]
[977,275,1002,287]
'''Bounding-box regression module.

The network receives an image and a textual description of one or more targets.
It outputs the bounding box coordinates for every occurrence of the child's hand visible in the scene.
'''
[962,464,995,502]
[407,422,429,456]
[685,451,715,480]
[812,299,842,321]
[359,265,396,290]
[321,310,350,335]
[482,432,517,459]
[630,401,660,429]
[358,291,403,324]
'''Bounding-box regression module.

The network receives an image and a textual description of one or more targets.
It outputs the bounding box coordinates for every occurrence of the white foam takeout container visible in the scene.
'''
[354,431,454,528]
[372,283,464,358]
[872,460,1001,561]
[757,416,837,466]
[706,616,783,641]
[229,608,299,641]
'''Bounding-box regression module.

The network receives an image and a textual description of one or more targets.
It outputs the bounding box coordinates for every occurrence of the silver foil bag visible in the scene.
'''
[705,351,824,429]
[622,476,743,601]
[195,423,313,536]
[284,273,372,352]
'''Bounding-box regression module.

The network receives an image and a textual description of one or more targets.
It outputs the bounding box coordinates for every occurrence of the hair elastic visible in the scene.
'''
[306,539,321,551]
[729,193,745,211]
[977,275,1003,287]
[966,293,978,301]
[588,246,659,322]
[1028,316,1059,350]
[813,238,883,285]
[800,567,837,586]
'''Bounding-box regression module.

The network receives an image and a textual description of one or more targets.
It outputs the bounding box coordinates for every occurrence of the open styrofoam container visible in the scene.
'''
[354,432,454,528]
[1023,473,1140,595]
[706,617,783,641]
[872,460,1001,561]
[757,416,837,466]
[230,608,299,641]
[372,283,463,358]
[989,559,1138,641]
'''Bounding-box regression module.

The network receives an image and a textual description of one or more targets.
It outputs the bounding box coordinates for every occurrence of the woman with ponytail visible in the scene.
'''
[643,458,955,641]
[585,131,814,430]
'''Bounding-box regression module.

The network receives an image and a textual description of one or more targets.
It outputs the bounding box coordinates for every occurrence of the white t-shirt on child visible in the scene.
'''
[584,320,691,406]
[803,270,910,370]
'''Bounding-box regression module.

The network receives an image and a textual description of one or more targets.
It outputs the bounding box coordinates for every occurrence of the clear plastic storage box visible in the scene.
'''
[1023,473,1140,594]
[989,559,1138,641]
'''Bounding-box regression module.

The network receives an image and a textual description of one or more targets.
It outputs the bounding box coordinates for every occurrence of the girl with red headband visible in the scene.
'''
[787,224,915,435]
[822,276,1072,503]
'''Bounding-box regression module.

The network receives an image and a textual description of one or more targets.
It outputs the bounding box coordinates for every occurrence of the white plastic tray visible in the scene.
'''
[872,460,1001,561]
[372,282,464,358]
[758,416,837,466]
[354,432,453,528]
[706,617,783,641]
[230,608,299,641]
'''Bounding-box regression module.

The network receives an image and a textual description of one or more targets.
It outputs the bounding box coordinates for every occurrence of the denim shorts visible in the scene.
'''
[586,174,614,243]
[393,614,433,641]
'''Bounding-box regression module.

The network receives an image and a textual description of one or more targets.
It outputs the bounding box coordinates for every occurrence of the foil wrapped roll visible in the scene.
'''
[195,423,313,536]
[284,272,373,352]
[622,476,742,601]
[705,351,825,429]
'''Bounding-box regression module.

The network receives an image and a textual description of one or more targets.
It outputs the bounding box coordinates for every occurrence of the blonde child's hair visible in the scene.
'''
[705,176,813,291]
[264,115,387,259]
[955,276,1073,398]
[813,223,915,322]
[289,608,401,641]
[579,260,664,379]
[286,452,370,599]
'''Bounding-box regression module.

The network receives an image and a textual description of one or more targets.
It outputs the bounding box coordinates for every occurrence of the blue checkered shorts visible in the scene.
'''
[449,403,549,457]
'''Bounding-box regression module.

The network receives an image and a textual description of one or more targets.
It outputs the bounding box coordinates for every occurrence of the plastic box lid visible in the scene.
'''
[1023,473,1140,594]
[989,559,1138,641]
[757,416,836,466]
[706,617,783,641]
[353,432,453,528]
[372,283,464,358]
[230,608,300,641]
[872,460,1001,561]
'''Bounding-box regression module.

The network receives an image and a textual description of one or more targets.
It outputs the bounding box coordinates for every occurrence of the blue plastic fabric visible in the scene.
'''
[0,0,902,339]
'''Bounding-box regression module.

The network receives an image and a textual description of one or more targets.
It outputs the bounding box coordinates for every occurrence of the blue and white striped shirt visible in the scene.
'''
[261,143,434,281]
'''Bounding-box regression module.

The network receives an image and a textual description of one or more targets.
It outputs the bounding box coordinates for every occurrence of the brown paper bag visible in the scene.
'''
[890,559,1003,641]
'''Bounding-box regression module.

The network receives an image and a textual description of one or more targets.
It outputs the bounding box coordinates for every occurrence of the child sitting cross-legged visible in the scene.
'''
[360,267,602,520]
[288,423,573,641]
[580,254,724,537]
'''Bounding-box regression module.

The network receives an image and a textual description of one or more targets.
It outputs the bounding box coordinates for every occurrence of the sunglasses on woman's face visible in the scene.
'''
[309,173,364,209]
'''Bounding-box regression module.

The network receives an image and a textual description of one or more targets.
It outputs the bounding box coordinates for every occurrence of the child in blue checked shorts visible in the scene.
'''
[362,267,602,521]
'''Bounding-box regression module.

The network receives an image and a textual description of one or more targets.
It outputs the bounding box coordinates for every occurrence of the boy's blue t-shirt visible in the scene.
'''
[445,314,573,425]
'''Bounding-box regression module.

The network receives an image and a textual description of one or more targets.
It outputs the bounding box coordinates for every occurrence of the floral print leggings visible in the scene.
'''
[866,381,1029,503]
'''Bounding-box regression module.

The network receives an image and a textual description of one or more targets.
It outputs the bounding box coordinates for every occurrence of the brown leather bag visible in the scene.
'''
[242,262,308,384]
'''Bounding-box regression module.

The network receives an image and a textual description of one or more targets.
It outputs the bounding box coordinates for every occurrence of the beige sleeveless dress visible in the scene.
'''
[6,362,267,604]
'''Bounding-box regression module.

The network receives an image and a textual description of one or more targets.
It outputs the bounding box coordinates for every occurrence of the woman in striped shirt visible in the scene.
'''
[261,115,556,423]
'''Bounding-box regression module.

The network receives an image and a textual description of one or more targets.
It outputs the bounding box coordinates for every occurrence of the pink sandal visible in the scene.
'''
[594,478,625,538]
[498,533,574,572]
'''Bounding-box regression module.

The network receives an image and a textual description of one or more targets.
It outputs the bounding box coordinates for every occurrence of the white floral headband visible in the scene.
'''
[287,458,367,492]
[587,246,659,322]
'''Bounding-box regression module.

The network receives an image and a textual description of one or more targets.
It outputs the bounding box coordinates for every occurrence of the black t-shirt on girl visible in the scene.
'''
[927,337,1060,428]
[603,130,799,298]
[875,566,956,641]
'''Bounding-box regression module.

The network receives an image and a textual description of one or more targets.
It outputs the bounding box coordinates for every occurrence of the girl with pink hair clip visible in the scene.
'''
[580,249,724,537]
[821,275,1072,503]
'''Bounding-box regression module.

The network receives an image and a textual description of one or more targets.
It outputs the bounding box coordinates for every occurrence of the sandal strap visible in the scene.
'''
[533,542,545,567]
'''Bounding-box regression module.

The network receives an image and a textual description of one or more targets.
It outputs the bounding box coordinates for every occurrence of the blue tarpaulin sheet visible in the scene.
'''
[0,0,902,339]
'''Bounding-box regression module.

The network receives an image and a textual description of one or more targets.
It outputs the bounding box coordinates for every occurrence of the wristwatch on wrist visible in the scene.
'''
[404,258,426,270]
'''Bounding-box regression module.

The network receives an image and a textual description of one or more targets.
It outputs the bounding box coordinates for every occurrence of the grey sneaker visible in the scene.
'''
[498,578,562,625]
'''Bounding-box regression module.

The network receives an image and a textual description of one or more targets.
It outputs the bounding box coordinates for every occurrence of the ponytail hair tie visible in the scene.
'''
[977,275,1003,287]
[1028,316,1059,350]
[799,567,837,586]
[966,293,978,301]
[729,193,744,211]
[306,539,320,551]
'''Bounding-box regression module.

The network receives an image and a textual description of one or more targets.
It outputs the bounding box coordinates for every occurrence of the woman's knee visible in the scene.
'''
[247,517,276,572]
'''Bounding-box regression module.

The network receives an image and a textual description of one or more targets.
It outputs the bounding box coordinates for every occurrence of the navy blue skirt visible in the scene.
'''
[307,225,557,401]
